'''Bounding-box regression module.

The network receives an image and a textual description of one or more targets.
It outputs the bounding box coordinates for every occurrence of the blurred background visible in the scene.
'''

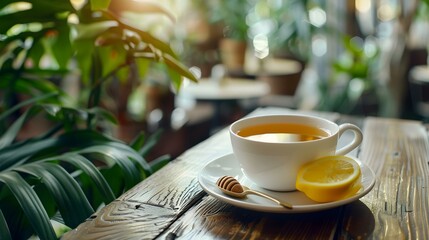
[2,0,429,160]
[125,0,429,158]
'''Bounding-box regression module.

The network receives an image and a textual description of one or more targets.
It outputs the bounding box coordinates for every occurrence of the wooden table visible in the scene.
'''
[64,107,429,239]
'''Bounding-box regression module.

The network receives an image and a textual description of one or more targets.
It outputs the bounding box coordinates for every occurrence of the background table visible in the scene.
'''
[178,77,270,101]
[177,77,270,129]
[64,107,429,239]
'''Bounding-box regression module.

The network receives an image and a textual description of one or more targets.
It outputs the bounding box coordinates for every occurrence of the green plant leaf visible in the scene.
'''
[94,27,124,47]
[40,104,88,131]
[30,130,119,160]
[24,78,61,94]
[58,153,116,203]
[0,209,12,240]
[0,105,41,149]
[130,132,146,151]
[0,92,58,122]
[12,68,69,76]
[0,137,57,171]
[110,142,152,175]
[139,128,163,157]
[56,131,152,175]
[0,11,47,33]
[0,1,73,34]
[73,21,118,40]
[51,21,73,69]
[0,31,42,59]
[0,77,56,97]
[72,38,94,85]
[90,0,111,11]
[163,53,198,83]
[26,35,45,67]
[88,107,118,125]
[115,64,130,83]
[98,44,127,79]
[166,62,184,92]
[2,0,73,11]
[0,171,57,240]
[110,13,176,57]
[98,165,123,196]
[0,0,18,9]
[134,51,197,90]
[34,124,63,142]
[149,154,170,173]
[135,58,151,80]
[40,104,117,131]
[15,162,94,228]
[78,145,143,189]
[0,41,17,66]
[29,0,75,12]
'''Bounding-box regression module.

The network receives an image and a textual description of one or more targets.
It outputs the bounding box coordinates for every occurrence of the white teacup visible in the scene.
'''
[229,114,363,191]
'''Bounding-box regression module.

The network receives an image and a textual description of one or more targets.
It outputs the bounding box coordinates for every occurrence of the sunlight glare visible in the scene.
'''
[253,34,269,59]
[309,7,326,28]
[377,3,396,22]
[312,36,327,57]
[356,0,371,13]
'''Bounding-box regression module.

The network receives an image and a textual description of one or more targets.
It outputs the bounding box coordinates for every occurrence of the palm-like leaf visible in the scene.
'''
[15,162,94,228]
[0,102,167,238]
[138,129,163,157]
[149,154,171,173]
[77,145,143,189]
[0,108,157,238]
[0,105,41,149]
[0,0,188,238]
[57,153,116,204]
[0,172,57,240]
[0,210,12,240]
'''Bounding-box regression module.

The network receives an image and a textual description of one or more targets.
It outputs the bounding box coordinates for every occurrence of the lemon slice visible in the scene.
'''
[296,155,362,203]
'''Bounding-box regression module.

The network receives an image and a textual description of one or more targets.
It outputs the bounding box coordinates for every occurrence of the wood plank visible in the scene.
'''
[338,117,429,239]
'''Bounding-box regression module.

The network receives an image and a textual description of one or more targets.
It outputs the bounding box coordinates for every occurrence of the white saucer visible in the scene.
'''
[198,153,376,213]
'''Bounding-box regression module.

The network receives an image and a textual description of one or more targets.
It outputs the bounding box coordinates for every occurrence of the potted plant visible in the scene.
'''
[242,0,315,97]
[0,0,197,239]
[265,0,313,64]
[210,0,251,75]
[317,36,383,115]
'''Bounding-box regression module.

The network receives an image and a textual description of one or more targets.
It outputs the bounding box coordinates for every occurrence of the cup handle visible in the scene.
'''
[335,123,363,156]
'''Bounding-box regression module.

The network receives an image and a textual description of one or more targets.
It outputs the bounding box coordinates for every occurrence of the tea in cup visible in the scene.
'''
[229,114,363,191]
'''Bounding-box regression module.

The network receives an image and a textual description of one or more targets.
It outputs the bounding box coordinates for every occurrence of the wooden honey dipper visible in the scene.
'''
[216,176,293,209]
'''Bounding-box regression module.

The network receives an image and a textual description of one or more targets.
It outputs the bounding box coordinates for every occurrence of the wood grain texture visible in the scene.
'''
[338,117,429,239]
[64,108,429,240]
[63,200,179,240]
[158,193,342,240]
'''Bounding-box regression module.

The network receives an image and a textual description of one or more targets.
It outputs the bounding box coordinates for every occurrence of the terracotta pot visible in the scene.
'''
[247,58,304,96]
[258,71,302,96]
